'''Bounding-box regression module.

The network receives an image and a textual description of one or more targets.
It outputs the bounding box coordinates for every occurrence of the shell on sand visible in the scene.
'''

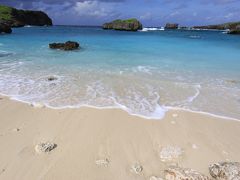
[35,142,57,154]
[130,164,143,174]
[159,146,183,161]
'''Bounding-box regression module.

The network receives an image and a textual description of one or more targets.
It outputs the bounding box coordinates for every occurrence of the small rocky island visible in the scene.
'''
[165,23,179,29]
[0,5,52,34]
[103,18,142,31]
[49,41,80,51]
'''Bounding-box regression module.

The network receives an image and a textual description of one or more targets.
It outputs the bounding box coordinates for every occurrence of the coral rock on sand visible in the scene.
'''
[130,164,143,174]
[165,166,210,180]
[160,146,184,161]
[35,142,57,154]
[95,158,110,167]
[49,41,80,51]
[209,162,240,180]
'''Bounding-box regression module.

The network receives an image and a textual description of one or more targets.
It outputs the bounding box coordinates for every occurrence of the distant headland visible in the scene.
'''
[0,5,52,33]
[1,4,240,35]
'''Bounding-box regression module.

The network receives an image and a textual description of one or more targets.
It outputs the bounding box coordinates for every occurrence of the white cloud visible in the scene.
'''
[224,13,234,19]
[169,11,180,17]
[140,12,152,20]
[74,1,114,18]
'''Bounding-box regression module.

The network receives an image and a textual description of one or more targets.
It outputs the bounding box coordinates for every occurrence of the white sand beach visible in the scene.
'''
[0,95,240,180]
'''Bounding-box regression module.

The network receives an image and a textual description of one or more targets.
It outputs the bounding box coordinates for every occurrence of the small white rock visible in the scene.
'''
[149,176,163,180]
[172,114,178,118]
[192,144,198,149]
[131,164,143,174]
[171,121,176,124]
[160,146,183,161]
[222,150,229,155]
[12,128,20,132]
[95,158,110,167]
[31,102,46,108]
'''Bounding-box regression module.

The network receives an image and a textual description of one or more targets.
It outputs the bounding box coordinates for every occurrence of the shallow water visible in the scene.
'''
[0,26,240,119]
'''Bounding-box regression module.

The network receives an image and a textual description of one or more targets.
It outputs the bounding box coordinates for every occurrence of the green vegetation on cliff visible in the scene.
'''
[0,4,52,27]
[0,5,13,21]
[112,18,139,23]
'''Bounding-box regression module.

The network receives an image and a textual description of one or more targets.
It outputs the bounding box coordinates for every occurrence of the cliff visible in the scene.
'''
[103,19,142,31]
[0,5,52,27]
[193,22,240,30]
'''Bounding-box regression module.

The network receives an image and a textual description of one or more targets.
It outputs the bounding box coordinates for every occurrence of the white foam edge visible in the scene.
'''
[0,92,239,122]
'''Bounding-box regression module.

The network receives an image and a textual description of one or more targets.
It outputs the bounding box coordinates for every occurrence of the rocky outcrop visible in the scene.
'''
[0,5,52,28]
[193,22,240,30]
[165,166,210,180]
[209,162,240,180]
[228,29,240,34]
[49,41,80,51]
[165,23,179,29]
[228,25,240,35]
[103,19,142,31]
[0,22,12,34]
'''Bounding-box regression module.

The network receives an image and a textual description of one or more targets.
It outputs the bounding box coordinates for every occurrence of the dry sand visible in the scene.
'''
[0,95,240,180]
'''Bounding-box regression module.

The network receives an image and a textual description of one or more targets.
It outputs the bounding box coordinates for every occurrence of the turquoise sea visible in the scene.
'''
[0,26,240,119]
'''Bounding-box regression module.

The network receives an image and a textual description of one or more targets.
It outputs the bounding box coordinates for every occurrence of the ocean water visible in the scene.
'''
[0,26,240,119]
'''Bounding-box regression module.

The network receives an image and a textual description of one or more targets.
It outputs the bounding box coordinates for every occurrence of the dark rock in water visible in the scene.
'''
[209,162,240,180]
[165,23,179,29]
[226,79,239,84]
[47,76,58,81]
[103,18,142,31]
[49,41,80,51]
[0,52,13,57]
[0,23,12,34]
[0,5,52,28]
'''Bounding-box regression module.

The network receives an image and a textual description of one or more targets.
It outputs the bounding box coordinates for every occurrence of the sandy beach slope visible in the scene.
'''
[0,95,240,180]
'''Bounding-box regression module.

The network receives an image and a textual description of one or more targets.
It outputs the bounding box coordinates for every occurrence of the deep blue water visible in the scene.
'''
[0,26,240,119]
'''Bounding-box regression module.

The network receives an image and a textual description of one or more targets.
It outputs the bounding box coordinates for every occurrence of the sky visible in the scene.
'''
[1,0,240,26]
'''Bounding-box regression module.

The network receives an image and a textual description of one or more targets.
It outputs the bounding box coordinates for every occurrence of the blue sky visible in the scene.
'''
[1,0,240,26]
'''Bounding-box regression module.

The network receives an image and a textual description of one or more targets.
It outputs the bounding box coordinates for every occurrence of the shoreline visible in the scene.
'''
[0,95,240,179]
[1,93,239,122]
